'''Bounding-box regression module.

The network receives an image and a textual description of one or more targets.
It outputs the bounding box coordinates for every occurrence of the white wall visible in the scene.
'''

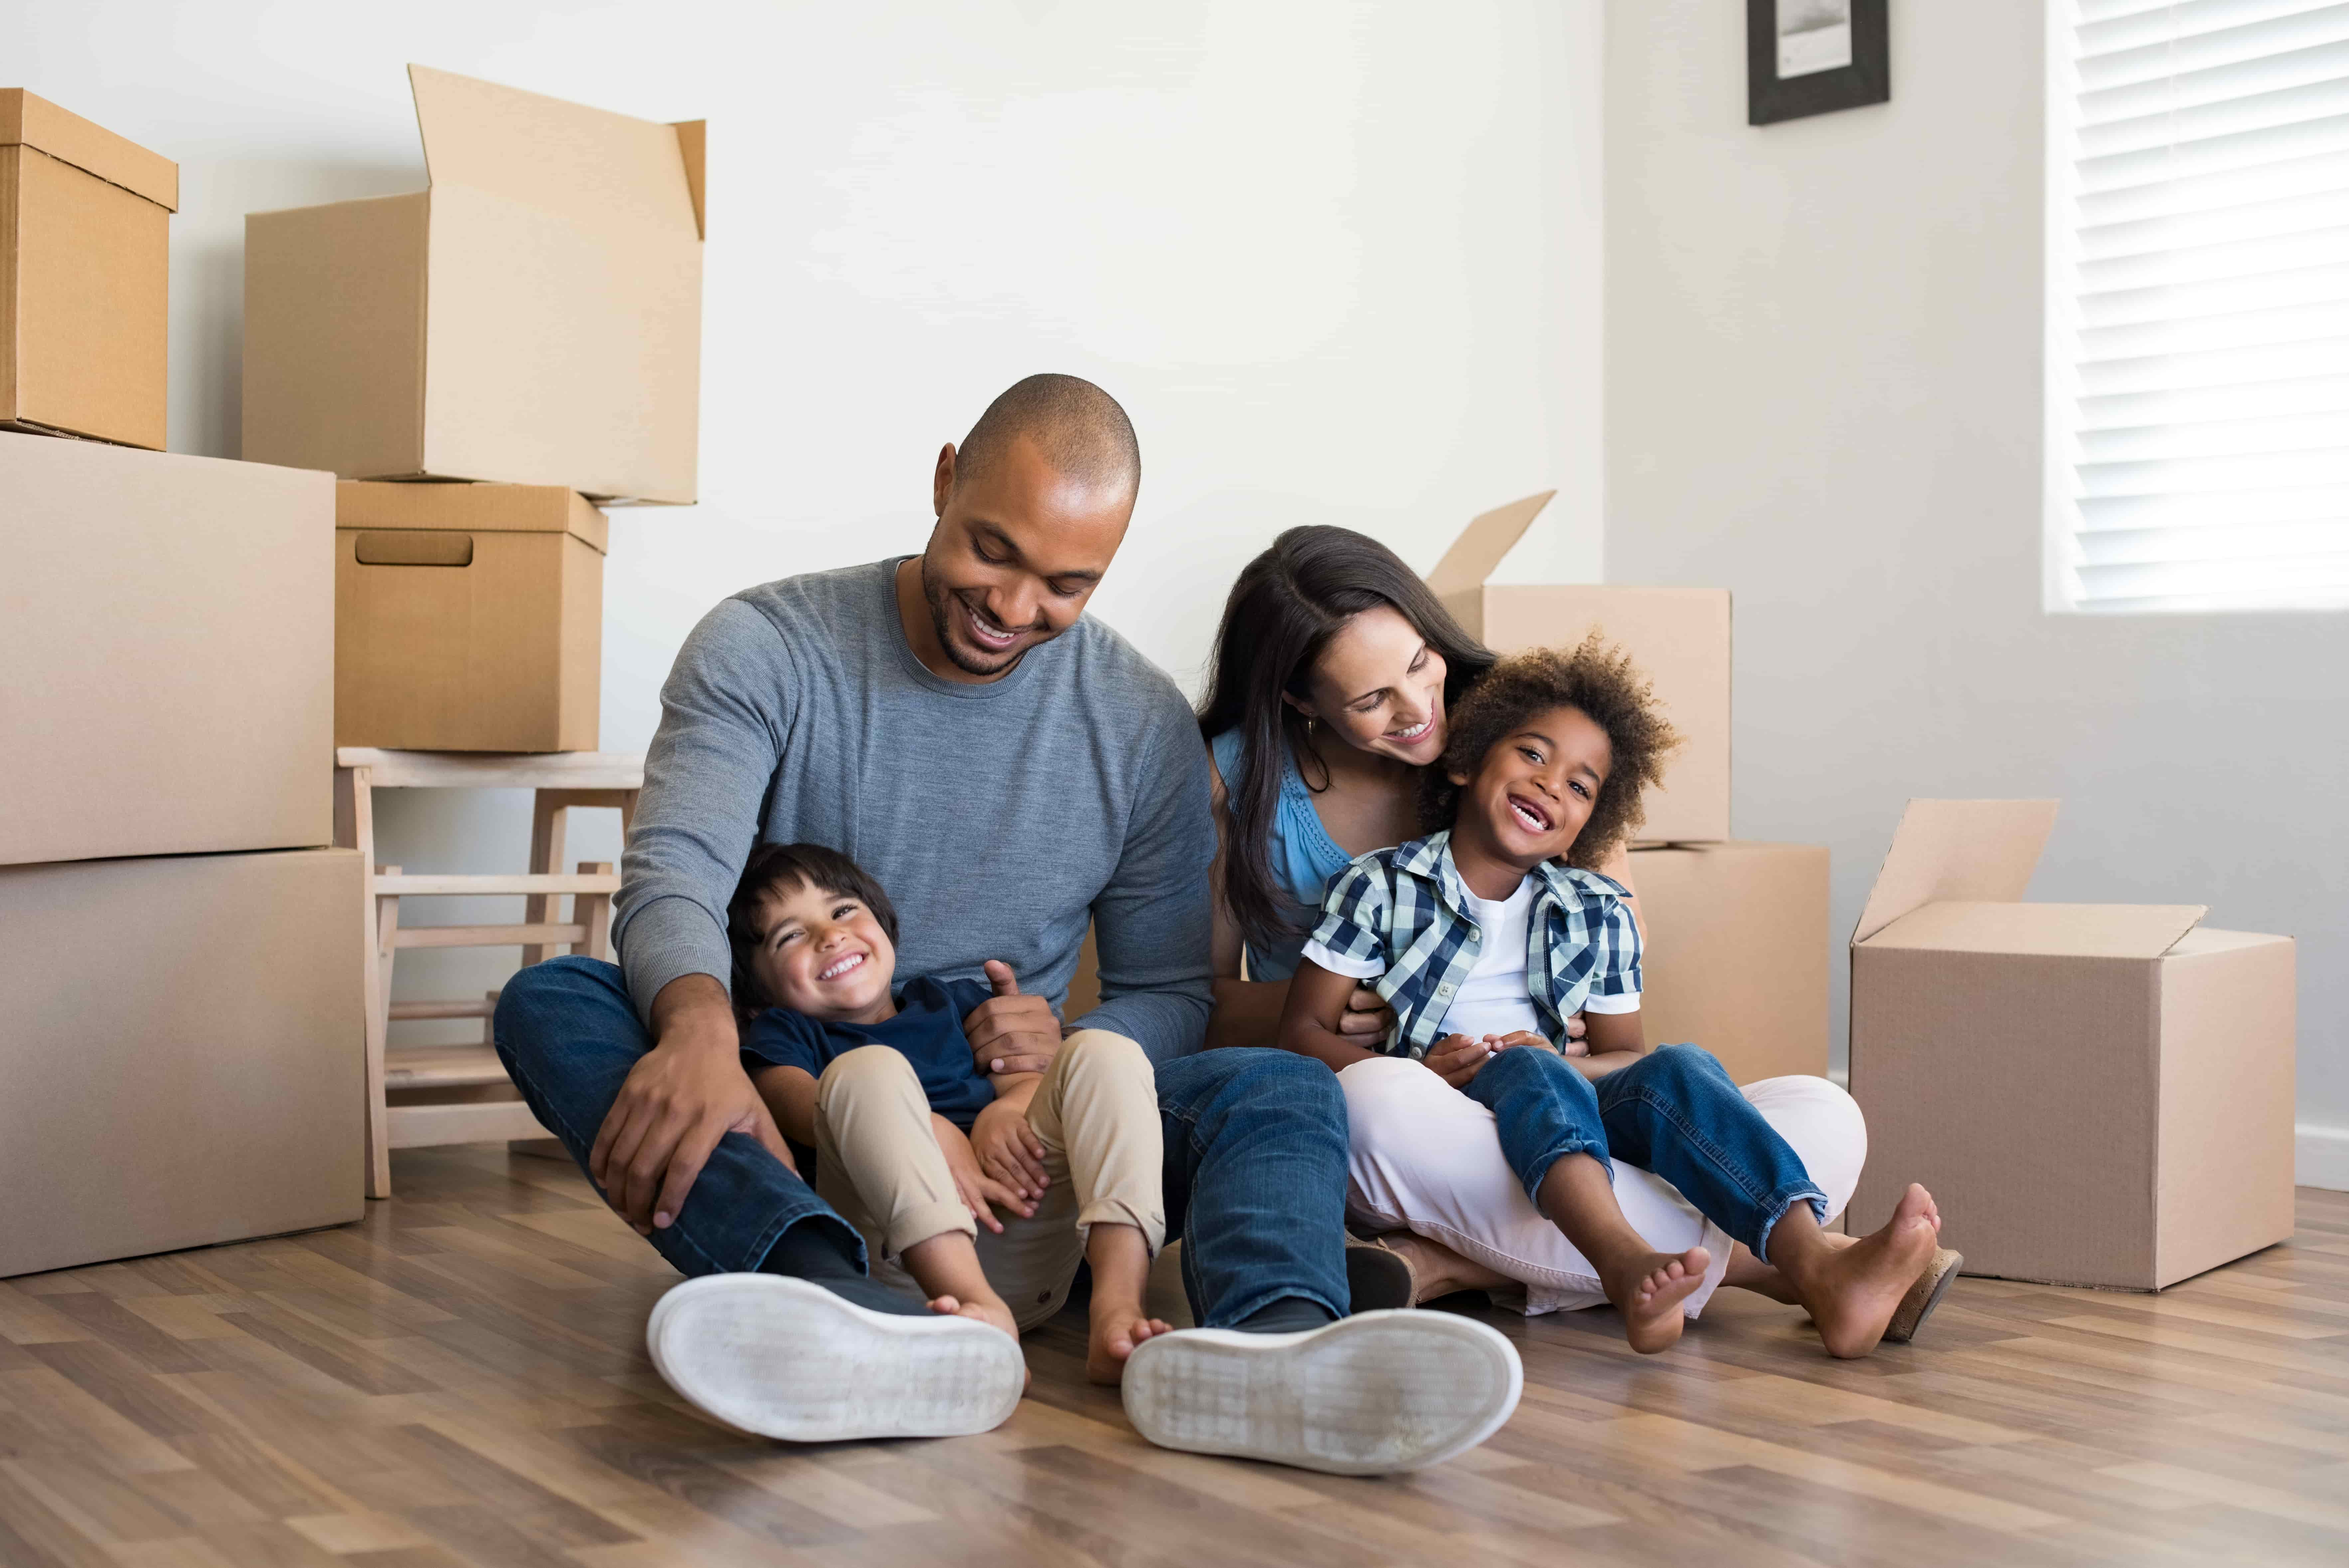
[6,1,1604,1027]
[1605,0,2349,1183]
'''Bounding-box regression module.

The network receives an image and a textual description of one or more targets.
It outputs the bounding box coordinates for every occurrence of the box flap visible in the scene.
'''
[1865,901,2208,959]
[1852,799,2059,945]
[1427,491,1555,596]
[0,88,177,210]
[672,120,706,240]
[335,480,608,553]
[407,65,700,241]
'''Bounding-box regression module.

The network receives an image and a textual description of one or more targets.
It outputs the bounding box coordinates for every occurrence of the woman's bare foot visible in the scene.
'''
[1601,1247,1710,1354]
[1786,1185,1941,1358]
[1085,1296,1174,1385]
[928,1291,1022,1343]
[1376,1233,1510,1303]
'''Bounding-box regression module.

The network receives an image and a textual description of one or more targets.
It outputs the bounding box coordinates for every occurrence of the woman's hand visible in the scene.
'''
[1491,1028,1584,1058]
[1337,985,1396,1040]
[971,1098,1050,1203]
[932,1116,1030,1233]
[1420,1033,1493,1088]
[1562,1012,1588,1048]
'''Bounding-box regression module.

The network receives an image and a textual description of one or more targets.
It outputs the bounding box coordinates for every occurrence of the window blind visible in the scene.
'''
[2048,0,2349,611]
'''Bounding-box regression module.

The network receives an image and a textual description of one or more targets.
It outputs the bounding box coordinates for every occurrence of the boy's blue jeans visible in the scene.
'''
[1462,1043,1828,1265]
[492,956,1351,1327]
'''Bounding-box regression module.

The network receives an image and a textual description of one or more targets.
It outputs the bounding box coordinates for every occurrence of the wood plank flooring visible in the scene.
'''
[4,1152,2346,1567]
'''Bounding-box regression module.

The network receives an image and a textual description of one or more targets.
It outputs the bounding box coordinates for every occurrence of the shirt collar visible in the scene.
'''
[1393,830,1629,914]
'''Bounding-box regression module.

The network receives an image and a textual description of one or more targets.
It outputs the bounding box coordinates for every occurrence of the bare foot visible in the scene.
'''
[1795,1185,1941,1358]
[1377,1233,1510,1303]
[1602,1247,1709,1354]
[928,1292,1022,1343]
[1084,1296,1174,1385]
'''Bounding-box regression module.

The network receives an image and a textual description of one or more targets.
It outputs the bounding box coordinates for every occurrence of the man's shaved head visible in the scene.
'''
[953,373,1141,499]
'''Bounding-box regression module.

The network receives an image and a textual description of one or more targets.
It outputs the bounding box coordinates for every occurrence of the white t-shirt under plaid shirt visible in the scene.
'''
[1300,830,1641,1059]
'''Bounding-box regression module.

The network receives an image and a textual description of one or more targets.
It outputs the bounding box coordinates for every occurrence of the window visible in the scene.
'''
[2045,0,2349,612]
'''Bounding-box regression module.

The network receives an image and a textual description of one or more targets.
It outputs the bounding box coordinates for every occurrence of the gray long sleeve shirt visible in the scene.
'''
[613,557,1215,1062]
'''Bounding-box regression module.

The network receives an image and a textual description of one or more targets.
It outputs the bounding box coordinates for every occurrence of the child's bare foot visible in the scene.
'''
[1602,1247,1709,1354]
[1794,1184,1941,1358]
[1085,1296,1173,1385]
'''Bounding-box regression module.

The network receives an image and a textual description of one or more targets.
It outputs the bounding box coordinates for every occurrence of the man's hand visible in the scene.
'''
[1336,985,1395,1040]
[589,978,793,1235]
[971,1094,1050,1201]
[965,960,1062,1077]
[1420,1032,1494,1088]
[934,1115,1029,1233]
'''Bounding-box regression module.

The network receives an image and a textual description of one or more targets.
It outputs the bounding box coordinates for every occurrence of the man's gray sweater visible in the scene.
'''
[613,558,1215,1062]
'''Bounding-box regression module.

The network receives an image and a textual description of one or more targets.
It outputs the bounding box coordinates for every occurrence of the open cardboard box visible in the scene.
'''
[1428,493,1729,844]
[1,89,177,449]
[1846,799,2295,1290]
[1629,841,1828,1083]
[337,480,606,752]
[244,66,704,504]
[0,433,332,867]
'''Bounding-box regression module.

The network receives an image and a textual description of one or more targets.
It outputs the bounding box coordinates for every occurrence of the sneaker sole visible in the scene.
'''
[1120,1310,1522,1475]
[646,1274,1024,1442]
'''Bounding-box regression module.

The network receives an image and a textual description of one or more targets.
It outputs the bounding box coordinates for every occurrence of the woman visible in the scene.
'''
[1196,526,1912,1329]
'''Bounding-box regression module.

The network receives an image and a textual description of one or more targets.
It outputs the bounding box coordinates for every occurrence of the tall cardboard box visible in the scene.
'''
[244,65,705,504]
[1628,842,1829,1083]
[0,433,332,867]
[1428,493,1730,844]
[1847,800,2296,1290]
[337,480,606,751]
[0,848,365,1278]
[1,89,178,449]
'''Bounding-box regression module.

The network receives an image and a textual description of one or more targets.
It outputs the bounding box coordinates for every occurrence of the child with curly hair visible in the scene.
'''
[1277,635,1954,1357]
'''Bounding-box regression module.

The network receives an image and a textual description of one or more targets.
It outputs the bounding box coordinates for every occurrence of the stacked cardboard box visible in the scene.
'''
[0,429,363,1278]
[1425,494,1828,1082]
[245,65,706,752]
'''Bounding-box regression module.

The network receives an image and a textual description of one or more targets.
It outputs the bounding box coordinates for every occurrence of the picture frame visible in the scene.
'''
[1747,0,1889,125]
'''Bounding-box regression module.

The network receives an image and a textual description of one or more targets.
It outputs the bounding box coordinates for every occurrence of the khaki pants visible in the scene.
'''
[811,1029,1165,1331]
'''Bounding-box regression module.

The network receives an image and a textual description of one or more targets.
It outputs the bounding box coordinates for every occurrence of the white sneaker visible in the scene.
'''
[1119,1309,1522,1475]
[647,1274,1024,1442]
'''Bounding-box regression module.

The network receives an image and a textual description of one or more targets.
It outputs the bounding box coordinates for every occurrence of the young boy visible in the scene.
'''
[727,842,1172,1383]
[1278,637,1953,1357]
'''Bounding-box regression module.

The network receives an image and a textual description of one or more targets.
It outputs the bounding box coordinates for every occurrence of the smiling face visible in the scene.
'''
[743,876,898,1024]
[915,434,1131,680]
[1293,604,1451,767]
[1449,703,1613,871]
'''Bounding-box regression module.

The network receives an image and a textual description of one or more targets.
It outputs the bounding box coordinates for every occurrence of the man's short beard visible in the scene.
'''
[921,552,1027,677]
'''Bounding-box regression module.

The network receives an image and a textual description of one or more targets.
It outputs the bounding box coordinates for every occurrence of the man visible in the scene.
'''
[495,375,1520,1475]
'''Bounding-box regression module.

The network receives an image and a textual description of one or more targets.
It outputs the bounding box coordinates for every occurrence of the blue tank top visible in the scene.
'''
[1209,728,1357,981]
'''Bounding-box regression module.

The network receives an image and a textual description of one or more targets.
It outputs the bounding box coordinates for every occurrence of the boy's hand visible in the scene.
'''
[1421,1033,1493,1087]
[933,1115,1029,1232]
[1337,985,1395,1039]
[965,961,1062,1077]
[971,1096,1051,1201]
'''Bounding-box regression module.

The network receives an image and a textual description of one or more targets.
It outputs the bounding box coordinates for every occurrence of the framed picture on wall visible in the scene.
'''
[1747,0,1889,125]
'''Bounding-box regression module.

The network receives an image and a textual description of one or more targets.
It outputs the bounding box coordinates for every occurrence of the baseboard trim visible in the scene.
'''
[2297,1123,2349,1192]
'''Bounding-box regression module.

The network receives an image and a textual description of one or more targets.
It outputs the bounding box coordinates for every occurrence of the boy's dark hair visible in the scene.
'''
[726,842,899,1017]
[1419,633,1682,869]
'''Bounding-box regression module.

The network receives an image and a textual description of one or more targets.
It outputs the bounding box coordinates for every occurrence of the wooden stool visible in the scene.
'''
[334,748,645,1198]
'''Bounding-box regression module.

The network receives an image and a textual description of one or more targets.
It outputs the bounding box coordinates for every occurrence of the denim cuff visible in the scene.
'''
[1750,1189,1829,1267]
[1513,1136,1611,1211]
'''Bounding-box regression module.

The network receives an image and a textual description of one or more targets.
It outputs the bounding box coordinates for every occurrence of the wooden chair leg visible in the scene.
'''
[366,863,401,1199]
[576,862,615,961]
[522,793,570,966]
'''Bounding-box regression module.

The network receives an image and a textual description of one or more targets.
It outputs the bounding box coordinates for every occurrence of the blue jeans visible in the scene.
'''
[1463,1043,1827,1264]
[493,957,1350,1326]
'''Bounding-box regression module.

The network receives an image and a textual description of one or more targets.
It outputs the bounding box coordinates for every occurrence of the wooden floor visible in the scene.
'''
[4,1158,2347,1568]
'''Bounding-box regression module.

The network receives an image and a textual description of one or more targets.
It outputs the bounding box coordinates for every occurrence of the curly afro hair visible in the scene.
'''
[1419,633,1682,868]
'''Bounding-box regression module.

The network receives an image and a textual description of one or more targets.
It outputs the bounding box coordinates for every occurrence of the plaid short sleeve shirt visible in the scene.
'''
[1305,830,1640,1058]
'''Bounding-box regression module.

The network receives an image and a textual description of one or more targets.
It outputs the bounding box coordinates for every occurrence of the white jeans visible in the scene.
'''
[1339,1056,1868,1317]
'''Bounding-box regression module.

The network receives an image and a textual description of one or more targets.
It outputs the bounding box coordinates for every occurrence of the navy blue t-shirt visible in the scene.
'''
[739,975,997,1130]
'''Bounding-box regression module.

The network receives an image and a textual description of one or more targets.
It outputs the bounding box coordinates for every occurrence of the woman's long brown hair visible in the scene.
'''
[1196,525,1493,954]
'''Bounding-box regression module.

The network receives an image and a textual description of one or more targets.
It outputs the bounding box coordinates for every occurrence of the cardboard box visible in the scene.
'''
[1627,841,1829,1083]
[1428,492,1730,843]
[0,848,364,1278]
[1847,799,2296,1290]
[243,65,704,504]
[337,480,606,752]
[0,433,333,867]
[1,89,177,449]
